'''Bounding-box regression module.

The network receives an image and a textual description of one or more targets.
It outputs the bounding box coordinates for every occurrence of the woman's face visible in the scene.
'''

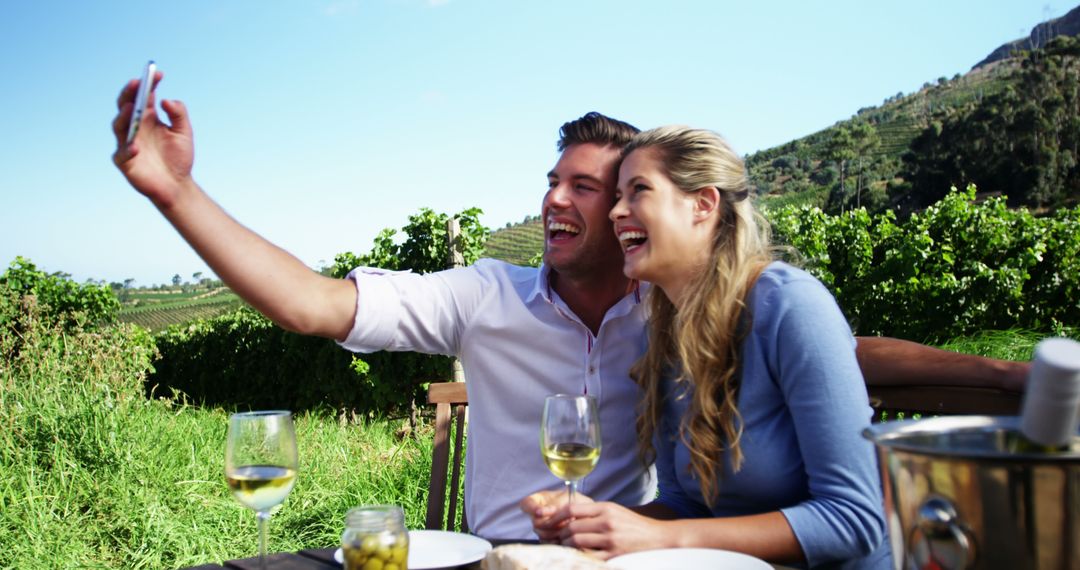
[609,148,715,295]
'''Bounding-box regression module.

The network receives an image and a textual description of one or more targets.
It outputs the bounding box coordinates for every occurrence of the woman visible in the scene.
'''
[523,126,890,568]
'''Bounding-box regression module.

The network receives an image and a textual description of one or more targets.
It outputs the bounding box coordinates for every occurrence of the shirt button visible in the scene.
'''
[588,366,596,374]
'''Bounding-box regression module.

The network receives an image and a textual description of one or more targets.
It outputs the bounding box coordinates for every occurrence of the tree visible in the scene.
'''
[172,274,182,287]
[330,207,489,277]
[850,122,881,209]
[825,126,856,210]
[901,36,1080,211]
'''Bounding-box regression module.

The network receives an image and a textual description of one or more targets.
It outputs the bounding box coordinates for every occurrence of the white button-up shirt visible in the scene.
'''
[338,259,657,538]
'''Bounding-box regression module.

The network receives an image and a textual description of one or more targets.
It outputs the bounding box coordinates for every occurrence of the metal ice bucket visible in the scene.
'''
[864,416,1080,570]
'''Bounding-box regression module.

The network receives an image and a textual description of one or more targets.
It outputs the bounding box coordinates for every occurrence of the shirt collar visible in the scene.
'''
[526,262,646,311]
[524,262,554,304]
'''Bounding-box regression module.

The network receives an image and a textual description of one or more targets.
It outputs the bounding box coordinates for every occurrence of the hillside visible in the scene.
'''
[974,5,1080,68]
[484,8,1080,259]
[748,12,1080,215]
[481,58,1019,262]
[118,286,245,331]
[482,215,544,265]
[746,58,1017,212]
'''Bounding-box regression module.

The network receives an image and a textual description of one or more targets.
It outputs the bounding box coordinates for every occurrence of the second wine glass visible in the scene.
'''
[225,410,299,570]
[540,394,601,504]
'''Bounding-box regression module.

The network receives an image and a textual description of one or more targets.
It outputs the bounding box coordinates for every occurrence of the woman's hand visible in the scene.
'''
[520,490,595,542]
[552,502,677,560]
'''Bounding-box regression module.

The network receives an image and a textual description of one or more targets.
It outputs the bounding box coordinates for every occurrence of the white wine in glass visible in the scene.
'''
[226,411,298,569]
[540,394,601,504]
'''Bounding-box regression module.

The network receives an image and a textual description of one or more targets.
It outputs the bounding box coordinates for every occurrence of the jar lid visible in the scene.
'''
[345,505,405,530]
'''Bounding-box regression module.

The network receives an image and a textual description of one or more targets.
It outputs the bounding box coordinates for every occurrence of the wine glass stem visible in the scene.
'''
[257,511,270,570]
[567,480,576,505]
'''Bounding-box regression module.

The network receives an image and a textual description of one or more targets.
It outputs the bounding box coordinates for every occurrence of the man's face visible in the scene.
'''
[541,143,625,281]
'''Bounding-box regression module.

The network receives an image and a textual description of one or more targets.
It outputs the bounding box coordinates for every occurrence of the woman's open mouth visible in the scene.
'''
[617,229,648,254]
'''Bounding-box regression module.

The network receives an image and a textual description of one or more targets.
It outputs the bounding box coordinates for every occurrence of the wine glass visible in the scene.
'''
[225,411,299,569]
[540,394,601,504]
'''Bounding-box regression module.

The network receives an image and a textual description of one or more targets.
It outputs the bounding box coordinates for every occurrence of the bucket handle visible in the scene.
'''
[908,496,976,570]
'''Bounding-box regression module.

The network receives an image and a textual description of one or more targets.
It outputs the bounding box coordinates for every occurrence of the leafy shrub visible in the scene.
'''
[150,307,449,414]
[0,256,120,330]
[769,184,1080,342]
[329,207,488,277]
[148,207,488,415]
[810,165,838,186]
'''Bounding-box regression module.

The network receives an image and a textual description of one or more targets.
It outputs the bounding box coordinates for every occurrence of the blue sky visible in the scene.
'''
[0,1,1069,286]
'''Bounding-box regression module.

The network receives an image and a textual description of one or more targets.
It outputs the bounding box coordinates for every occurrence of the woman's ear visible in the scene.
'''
[693,186,721,222]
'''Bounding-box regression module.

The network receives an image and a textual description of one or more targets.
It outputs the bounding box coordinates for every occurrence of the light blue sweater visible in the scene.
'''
[654,262,891,569]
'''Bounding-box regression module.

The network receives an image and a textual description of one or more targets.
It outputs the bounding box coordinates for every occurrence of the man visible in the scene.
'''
[111,72,1026,539]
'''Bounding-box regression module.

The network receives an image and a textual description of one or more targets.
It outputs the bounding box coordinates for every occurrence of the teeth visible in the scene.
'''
[547,221,581,234]
[618,231,647,241]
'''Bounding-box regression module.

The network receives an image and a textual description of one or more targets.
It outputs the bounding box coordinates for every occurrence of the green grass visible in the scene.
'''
[935,327,1073,362]
[0,300,438,569]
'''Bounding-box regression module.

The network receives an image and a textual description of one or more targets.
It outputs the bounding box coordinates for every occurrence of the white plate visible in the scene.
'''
[608,548,772,570]
[334,529,493,569]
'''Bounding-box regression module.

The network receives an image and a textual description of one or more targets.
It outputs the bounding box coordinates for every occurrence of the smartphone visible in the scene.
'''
[126,60,157,144]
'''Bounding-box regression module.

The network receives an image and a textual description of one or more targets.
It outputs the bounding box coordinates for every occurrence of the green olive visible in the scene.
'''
[343,546,368,570]
[362,557,385,570]
[390,546,407,563]
[360,535,380,554]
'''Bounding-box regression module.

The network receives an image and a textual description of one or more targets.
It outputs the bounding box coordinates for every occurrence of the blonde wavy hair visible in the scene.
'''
[626,126,773,505]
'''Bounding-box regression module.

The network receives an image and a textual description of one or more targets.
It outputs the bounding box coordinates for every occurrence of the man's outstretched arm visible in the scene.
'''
[111,72,356,340]
[855,336,1029,392]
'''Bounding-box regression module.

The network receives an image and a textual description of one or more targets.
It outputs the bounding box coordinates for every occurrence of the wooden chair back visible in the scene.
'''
[420,377,1022,529]
[425,382,468,532]
[867,383,1022,422]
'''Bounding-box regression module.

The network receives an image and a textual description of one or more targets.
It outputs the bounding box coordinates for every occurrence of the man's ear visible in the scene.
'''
[693,186,721,222]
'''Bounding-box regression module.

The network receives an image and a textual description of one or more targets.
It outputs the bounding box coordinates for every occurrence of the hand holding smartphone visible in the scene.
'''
[126,60,157,144]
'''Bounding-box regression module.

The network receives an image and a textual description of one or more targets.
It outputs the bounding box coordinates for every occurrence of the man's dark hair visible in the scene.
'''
[557,112,640,151]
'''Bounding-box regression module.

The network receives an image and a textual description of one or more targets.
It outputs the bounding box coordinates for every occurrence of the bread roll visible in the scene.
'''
[481,544,608,569]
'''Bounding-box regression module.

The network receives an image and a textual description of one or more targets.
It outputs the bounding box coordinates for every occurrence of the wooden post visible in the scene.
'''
[447,219,466,383]
[447,217,465,268]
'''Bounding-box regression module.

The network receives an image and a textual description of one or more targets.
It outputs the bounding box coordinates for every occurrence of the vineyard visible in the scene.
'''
[118,289,244,331]
[483,217,544,265]
[124,288,219,303]
[746,56,1018,212]
[860,62,1011,159]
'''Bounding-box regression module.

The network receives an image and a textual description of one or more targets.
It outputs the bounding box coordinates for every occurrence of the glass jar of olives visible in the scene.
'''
[341,505,409,570]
